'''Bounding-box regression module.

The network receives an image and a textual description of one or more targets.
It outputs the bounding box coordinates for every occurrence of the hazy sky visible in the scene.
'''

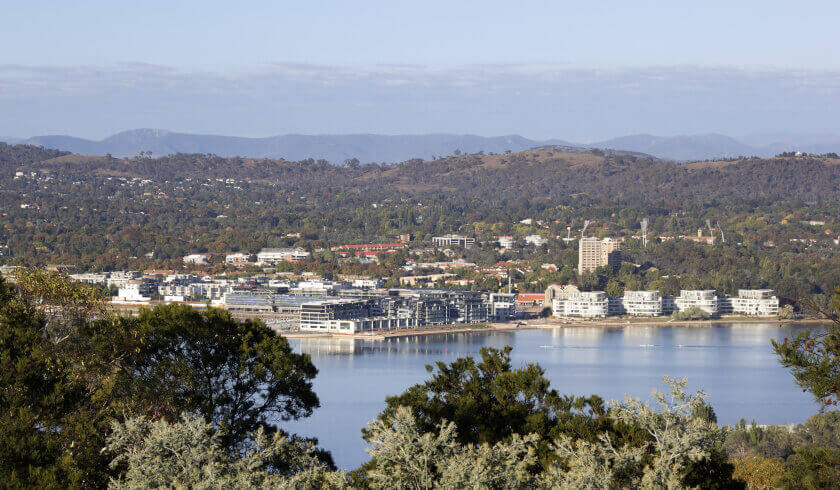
[2,1,840,140]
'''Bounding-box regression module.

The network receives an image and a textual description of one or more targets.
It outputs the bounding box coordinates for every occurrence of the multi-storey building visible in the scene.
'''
[578,237,621,274]
[298,298,412,333]
[115,281,155,302]
[488,293,517,321]
[107,271,142,288]
[70,272,108,284]
[553,291,610,318]
[497,236,515,249]
[673,290,719,315]
[183,253,211,265]
[256,247,310,265]
[432,234,475,249]
[525,234,548,247]
[718,289,779,316]
[621,290,664,316]
[225,253,251,267]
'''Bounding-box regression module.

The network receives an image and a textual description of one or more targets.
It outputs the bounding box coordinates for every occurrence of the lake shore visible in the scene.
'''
[280,316,832,340]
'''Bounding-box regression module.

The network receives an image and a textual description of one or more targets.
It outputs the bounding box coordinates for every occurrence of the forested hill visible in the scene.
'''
[0,142,69,166]
[7,145,840,204]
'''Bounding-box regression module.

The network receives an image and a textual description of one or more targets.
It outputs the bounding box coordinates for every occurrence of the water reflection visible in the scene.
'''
[284,323,822,470]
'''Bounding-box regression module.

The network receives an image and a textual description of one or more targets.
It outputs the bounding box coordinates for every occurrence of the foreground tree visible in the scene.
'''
[364,346,622,466]
[0,272,323,487]
[112,304,320,452]
[105,415,346,489]
[363,406,538,489]
[772,286,840,406]
[543,377,740,489]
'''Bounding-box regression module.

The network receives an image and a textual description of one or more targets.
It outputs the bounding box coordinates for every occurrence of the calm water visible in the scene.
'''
[284,323,821,469]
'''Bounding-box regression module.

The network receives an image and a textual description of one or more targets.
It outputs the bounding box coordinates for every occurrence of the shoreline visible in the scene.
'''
[280,317,832,340]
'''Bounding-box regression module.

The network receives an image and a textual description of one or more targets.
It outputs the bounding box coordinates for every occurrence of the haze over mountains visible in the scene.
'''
[8,129,840,163]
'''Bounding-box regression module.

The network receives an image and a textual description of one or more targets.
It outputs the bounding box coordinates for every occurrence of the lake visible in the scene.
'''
[283,323,821,469]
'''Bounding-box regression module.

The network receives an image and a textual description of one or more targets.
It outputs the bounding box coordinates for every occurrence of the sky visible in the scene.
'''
[2,0,840,141]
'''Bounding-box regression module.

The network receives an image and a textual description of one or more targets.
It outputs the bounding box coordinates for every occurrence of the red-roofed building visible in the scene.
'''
[516,293,546,307]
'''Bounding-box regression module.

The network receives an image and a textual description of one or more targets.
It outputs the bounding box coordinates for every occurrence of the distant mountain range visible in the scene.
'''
[6,129,840,163]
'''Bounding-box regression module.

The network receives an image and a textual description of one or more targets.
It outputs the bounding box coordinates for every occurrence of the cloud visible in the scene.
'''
[1,63,840,140]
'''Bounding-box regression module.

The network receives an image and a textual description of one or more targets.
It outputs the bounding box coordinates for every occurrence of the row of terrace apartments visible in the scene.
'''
[553,289,779,318]
[330,242,408,258]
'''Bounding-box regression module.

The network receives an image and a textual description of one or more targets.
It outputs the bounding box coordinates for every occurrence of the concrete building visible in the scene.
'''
[183,253,211,265]
[674,290,719,315]
[525,234,548,247]
[497,236,515,249]
[298,298,413,333]
[621,290,664,316]
[553,291,610,318]
[221,292,275,312]
[578,237,621,274]
[70,272,108,284]
[225,253,251,267]
[544,284,581,308]
[686,229,716,245]
[432,234,475,249]
[352,278,384,289]
[107,271,142,288]
[290,280,346,296]
[489,292,516,321]
[256,247,310,265]
[115,282,154,302]
[719,289,779,316]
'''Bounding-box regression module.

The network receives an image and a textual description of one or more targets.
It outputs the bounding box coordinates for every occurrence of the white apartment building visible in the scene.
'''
[621,290,663,316]
[525,234,548,247]
[674,290,719,315]
[291,280,347,296]
[719,289,779,316]
[432,234,475,249]
[183,253,210,265]
[106,271,142,288]
[352,278,384,289]
[115,283,153,302]
[497,236,515,249]
[553,291,610,318]
[256,247,310,265]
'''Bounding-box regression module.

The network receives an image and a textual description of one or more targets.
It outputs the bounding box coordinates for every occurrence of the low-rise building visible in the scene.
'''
[256,247,310,265]
[432,234,475,249]
[183,253,210,265]
[525,234,548,247]
[225,253,251,267]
